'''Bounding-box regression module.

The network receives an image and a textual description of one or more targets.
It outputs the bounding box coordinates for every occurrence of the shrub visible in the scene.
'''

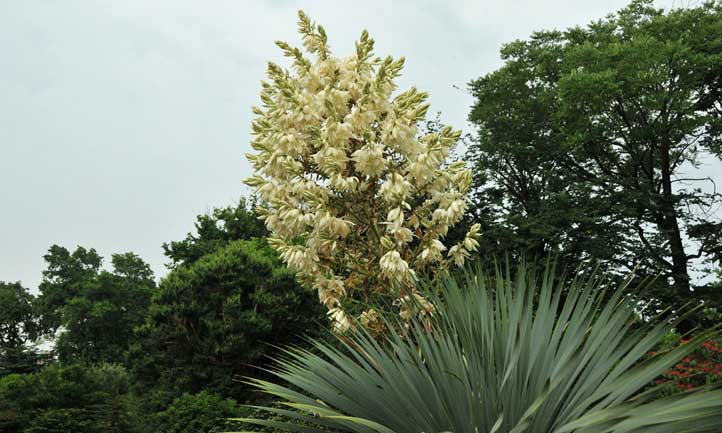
[0,363,135,433]
[152,391,243,433]
[647,333,722,395]
[129,238,325,401]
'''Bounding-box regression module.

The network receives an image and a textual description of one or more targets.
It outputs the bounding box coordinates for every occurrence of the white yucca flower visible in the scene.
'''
[379,250,415,283]
[390,227,413,245]
[245,11,480,332]
[318,212,353,238]
[379,173,413,204]
[314,277,346,308]
[448,245,469,267]
[385,207,404,231]
[328,307,352,333]
[351,143,387,177]
[420,239,447,263]
[313,146,349,175]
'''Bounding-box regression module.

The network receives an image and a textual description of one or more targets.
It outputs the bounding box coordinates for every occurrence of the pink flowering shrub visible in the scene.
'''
[647,335,722,395]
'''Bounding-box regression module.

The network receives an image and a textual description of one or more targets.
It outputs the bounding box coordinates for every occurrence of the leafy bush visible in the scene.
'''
[0,363,136,433]
[152,391,243,433]
[241,264,722,433]
[130,238,325,400]
[23,409,99,433]
[647,333,722,395]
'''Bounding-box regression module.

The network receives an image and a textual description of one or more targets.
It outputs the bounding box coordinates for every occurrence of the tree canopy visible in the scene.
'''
[0,282,41,376]
[131,238,324,400]
[35,247,155,364]
[162,197,267,268]
[467,0,722,312]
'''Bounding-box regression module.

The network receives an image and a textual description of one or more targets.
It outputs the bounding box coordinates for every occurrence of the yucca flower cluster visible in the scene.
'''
[245,11,480,332]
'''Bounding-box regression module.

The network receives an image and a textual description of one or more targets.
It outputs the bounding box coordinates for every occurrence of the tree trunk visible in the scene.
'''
[658,141,691,301]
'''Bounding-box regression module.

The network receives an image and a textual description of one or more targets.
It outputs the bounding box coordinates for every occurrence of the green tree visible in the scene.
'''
[467,0,722,310]
[0,282,42,376]
[35,246,155,364]
[162,197,267,268]
[466,38,633,272]
[35,245,102,332]
[0,363,136,433]
[151,391,243,433]
[130,238,325,401]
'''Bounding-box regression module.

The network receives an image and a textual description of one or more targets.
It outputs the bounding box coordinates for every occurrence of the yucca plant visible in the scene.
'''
[235,264,722,433]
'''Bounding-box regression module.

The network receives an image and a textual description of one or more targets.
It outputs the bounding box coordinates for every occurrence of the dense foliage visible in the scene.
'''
[0,282,41,376]
[151,391,244,433]
[0,363,135,433]
[34,246,155,364]
[0,200,323,432]
[162,197,267,268]
[467,0,722,315]
[131,237,324,400]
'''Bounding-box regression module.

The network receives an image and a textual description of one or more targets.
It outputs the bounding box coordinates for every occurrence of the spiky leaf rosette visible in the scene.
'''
[235,264,722,433]
[244,12,480,332]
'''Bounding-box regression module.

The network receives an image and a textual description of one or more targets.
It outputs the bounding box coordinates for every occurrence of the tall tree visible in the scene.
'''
[0,282,36,351]
[35,246,155,364]
[466,32,633,272]
[468,0,722,309]
[0,282,40,376]
[131,200,323,401]
[162,197,266,268]
[35,245,102,332]
[131,238,324,401]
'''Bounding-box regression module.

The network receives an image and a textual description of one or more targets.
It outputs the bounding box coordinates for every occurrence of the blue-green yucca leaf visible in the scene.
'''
[231,263,722,433]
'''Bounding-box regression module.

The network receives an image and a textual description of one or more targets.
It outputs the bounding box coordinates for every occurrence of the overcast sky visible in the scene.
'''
[2,0,717,291]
